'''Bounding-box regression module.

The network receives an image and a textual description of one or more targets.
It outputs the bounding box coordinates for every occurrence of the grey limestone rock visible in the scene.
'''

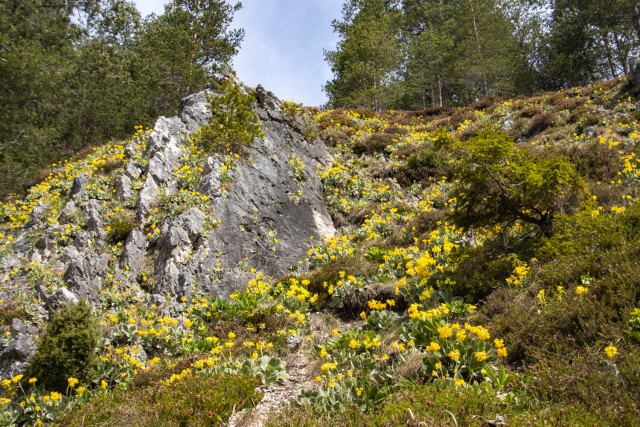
[180,91,213,128]
[149,293,166,308]
[85,199,103,237]
[0,81,338,379]
[58,200,77,224]
[130,82,336,297]
[115,174,133,202]
[134,93,213,218]
[0,80,336,346]
[199,156,224,197]
[2,254,20,270]
[130,344,147,363]
[120,228,147,278]
[125,160,142,179]
[189,85,335,296]
[73,230,93,250]
[0,319,35,378]
[62,247,108,302]
[154,208,205,295]
[25,202,49,229]
[46,287,79,310]
[69,173,89,199]
[11,232,32,256]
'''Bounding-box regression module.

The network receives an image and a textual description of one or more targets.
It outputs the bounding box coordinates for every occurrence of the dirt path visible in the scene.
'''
[227,312,360,427]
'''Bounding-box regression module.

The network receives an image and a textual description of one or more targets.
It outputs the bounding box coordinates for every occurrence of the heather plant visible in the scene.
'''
[57,373,262,426]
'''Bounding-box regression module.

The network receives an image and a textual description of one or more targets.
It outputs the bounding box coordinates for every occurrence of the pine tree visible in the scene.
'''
[324,0,402,111]
[0,1,82,196]
[195,78,264,154]
[137,0,244,115]
[539,0,637,89]
[398,0,522,107]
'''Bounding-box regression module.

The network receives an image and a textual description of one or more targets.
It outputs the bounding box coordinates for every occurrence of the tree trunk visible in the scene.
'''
[634,3,640,40]
[613,33,628,75]
[469,0,488,97]
[601,32,618,78]
[187,0,201,94]
[629,4,640,88]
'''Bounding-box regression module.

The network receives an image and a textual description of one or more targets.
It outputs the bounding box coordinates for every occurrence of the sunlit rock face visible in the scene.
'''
[0,77,334,328]
[131,82,335,298]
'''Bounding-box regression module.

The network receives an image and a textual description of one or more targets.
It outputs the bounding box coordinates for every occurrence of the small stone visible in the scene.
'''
[114,174,133,202]
[70,173,90,199]
[46,287,79,309]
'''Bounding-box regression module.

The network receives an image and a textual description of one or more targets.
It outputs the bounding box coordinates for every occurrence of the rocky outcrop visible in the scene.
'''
[139,81,335,297]
[0,79,335,376]
[0,319,35,378]
[62,247,109,302]
[0,77,334,307]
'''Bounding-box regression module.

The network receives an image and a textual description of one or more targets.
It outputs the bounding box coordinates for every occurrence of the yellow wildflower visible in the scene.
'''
[426,342,441,352]
[474,351,488,362]
[604,345,618,359]
[438,325,453,339]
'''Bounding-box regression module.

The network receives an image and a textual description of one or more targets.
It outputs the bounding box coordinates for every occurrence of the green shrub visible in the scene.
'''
[195,79,264,154]
[27,302,99,392]
[317,111,357,130]
[303,255,377,311]
[487,206,640,362]
[444,129,587,237]
[106,211,137,243]
[523,349,640,425]
[0,301,27,326]
[58,373,262,426]
[444,242,534,301]
[556,140,621,182]
[264,382,606,426]
[525,112,556,137]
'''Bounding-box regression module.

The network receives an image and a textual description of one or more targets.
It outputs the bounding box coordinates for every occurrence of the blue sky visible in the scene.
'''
[134,0,342,106]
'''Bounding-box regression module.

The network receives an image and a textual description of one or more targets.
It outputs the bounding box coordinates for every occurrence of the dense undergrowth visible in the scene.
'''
[1,77,640,425]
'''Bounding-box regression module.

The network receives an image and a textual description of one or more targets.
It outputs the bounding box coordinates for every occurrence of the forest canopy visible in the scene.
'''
[0,0,242,198]
[324,0,640,110]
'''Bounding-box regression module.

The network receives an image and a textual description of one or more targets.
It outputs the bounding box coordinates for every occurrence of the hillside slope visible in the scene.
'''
[1,78,640,426]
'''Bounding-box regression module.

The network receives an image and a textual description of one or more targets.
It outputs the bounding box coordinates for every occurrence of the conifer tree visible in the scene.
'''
[539,0,637,89]
[137,0,244,115]
[195,78,263,154]
[324,0,402,111]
